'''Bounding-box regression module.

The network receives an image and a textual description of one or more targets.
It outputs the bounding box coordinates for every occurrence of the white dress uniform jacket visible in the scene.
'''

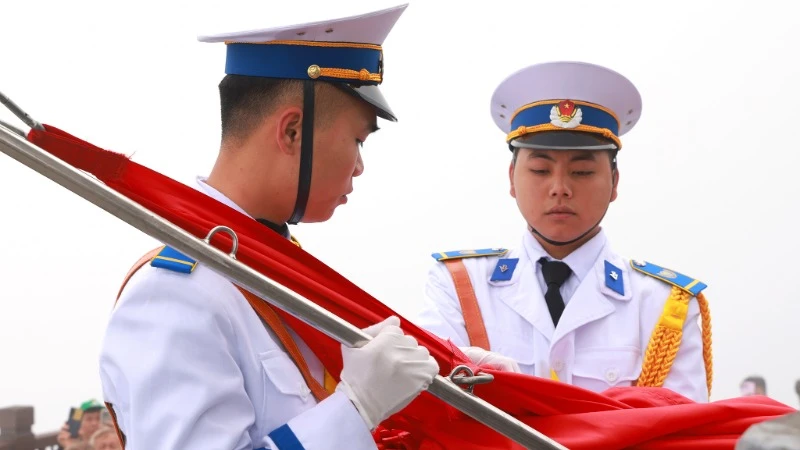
[99,177,376,450]
[415,229,709,403]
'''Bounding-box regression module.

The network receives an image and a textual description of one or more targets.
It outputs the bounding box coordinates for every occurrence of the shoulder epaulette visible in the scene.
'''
[630,260,706,296]
[150,246,198,274]
[431,248,508,262]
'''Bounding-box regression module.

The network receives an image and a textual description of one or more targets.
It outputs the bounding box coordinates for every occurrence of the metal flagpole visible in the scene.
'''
[0,94,567,450]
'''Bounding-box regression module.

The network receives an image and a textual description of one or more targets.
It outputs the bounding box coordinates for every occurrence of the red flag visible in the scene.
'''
[26,124,797,449]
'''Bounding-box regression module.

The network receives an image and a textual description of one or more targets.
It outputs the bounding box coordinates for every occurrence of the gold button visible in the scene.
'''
[307,65,321,79]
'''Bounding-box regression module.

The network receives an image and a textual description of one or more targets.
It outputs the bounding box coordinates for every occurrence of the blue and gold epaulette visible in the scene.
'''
[150,246,198,274]
[630,260,706,296]
[431,248,508,262]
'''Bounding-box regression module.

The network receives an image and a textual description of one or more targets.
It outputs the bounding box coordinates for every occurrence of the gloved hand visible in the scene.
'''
[459,346,522,373]
[336,316,439,430]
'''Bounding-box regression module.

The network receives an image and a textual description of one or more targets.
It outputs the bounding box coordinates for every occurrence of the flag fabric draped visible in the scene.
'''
[26,124,797,450]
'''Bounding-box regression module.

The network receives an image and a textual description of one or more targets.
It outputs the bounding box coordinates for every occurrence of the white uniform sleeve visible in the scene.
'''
[99,268,256,449]
[661,296,710,403]
[413,262,470,347]
[262,392,375,449]
[99,267,376,450]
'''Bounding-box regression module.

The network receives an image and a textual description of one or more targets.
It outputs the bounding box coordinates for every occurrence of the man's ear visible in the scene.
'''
[610,169,620,202]
[276,106,304,155]
[509,162,517,198]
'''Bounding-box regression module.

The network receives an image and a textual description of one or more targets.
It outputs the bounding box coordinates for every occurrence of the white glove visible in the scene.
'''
[336,316,439,430]
[460,346,522,373]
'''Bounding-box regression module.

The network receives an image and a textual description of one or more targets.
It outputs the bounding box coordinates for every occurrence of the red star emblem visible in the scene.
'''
[557,100,576,118]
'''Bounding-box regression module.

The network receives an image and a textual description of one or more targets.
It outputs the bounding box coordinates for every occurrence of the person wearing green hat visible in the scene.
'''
[80,398,104,412]
[56,399,105,449]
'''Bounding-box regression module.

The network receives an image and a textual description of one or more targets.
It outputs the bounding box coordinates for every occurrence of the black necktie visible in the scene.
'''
[538,257,572,326]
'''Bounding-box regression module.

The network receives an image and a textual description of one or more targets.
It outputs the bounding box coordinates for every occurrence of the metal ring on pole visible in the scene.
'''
[449,364,494,395]
[203,225,239,259]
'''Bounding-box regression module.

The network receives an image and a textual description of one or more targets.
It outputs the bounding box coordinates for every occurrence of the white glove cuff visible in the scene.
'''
[335,379,377,431]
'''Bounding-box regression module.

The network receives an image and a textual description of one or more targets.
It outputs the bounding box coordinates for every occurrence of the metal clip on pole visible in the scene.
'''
[449,365,495,395]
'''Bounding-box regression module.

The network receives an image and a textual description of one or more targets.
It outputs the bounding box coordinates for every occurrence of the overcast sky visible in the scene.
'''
[1,0,798,434]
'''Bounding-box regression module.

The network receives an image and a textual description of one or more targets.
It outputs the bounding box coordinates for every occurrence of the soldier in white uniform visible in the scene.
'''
[415,61,714,403]
[98,5,450,449]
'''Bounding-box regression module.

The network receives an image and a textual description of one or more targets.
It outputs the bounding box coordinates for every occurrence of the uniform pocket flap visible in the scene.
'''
[571,346,641,386]
[259,349,312,399]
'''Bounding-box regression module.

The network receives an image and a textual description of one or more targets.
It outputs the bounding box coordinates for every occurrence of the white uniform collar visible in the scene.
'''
[523,227,607,284]
[194,176,252,218]
[193,176,292,240]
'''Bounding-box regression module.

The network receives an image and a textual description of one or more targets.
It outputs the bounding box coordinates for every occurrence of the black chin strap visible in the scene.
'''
[287,80,315,225]
[529,216,604,247]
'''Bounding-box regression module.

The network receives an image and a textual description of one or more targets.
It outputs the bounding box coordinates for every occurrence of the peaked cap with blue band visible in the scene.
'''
[490,61,642,151]
[197,3,408,122]
[197,4,407,225]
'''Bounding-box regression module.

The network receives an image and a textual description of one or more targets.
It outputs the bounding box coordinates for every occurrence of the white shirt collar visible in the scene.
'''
[194,176,252,218]
[193,176,291,240]
[523,227,607,283]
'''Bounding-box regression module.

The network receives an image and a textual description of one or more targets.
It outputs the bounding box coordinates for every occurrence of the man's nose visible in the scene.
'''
[548,172,572,198]
[353,150,364,177]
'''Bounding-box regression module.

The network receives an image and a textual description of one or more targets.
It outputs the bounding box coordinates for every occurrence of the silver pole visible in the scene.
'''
[0,120,567,450]
[0,91,44,131]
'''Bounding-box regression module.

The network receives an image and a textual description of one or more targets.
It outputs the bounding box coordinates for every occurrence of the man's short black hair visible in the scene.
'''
[218,75,303,144]
[218,74,346,145]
